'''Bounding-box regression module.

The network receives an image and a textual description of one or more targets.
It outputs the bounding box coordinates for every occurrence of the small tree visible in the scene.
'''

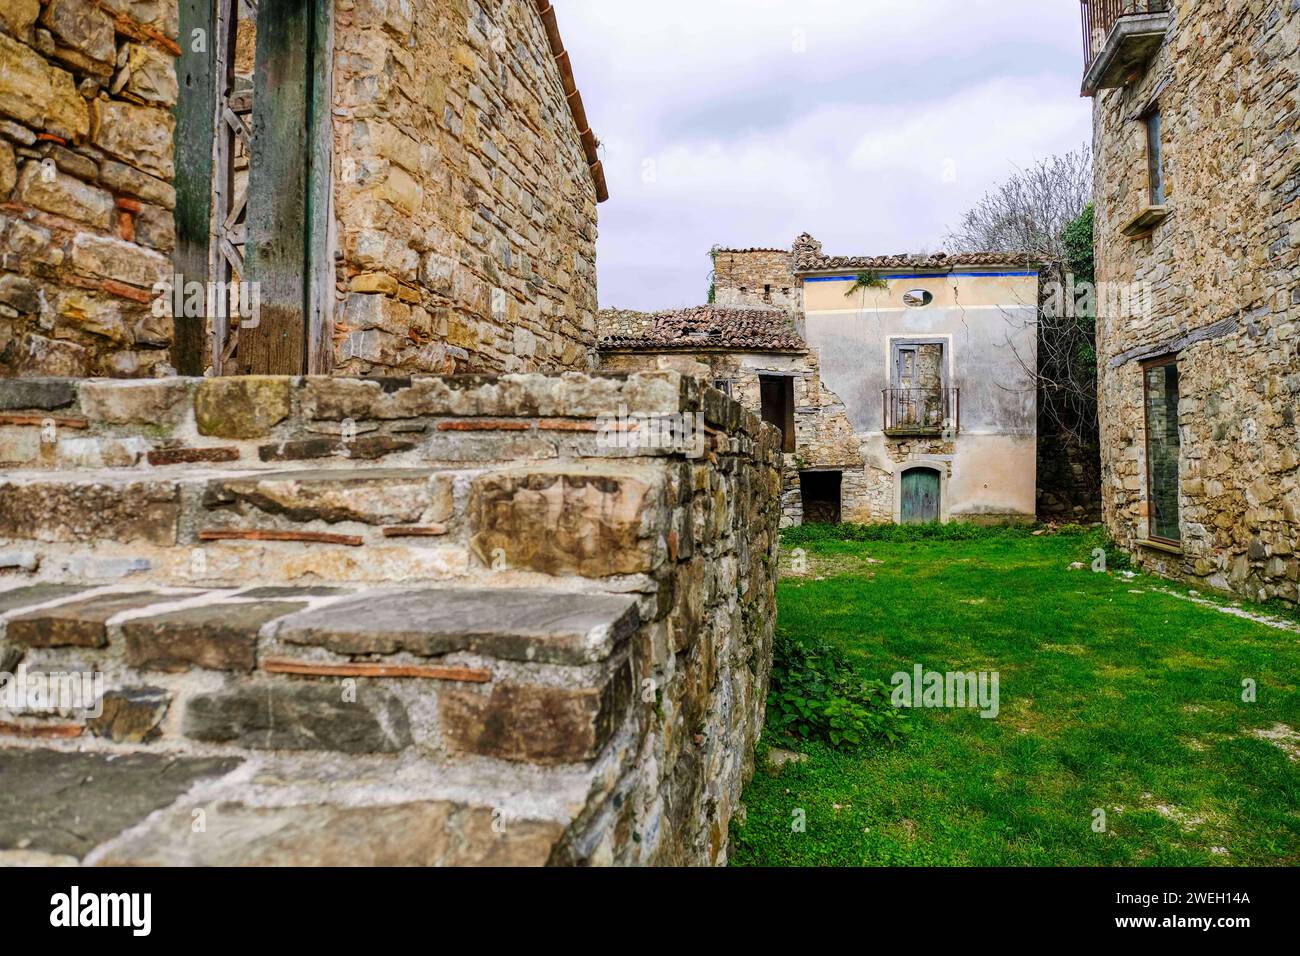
[946,146,1097,451]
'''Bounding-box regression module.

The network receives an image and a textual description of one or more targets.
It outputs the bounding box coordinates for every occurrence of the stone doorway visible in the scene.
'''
[801,470,842,524]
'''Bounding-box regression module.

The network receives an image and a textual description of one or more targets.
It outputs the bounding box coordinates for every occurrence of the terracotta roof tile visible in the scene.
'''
[790,233,1036,273]
[599,306,806,352]
[796,250,1039,272]
[535,1,607,202]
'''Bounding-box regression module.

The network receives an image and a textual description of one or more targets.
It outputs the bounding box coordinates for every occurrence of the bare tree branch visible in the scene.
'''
[945,146,1097,449]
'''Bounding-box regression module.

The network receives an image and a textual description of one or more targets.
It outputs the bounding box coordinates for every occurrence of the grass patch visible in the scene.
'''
[731,531,1300,866]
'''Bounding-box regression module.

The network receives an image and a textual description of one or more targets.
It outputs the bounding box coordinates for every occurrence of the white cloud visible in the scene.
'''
[553,0,1093,309]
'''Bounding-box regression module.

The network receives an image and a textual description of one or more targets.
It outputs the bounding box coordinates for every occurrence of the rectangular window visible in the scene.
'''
[759,374,796,453]
[891,341,945,390]
[712,378,732,398]
[1143,356,1181,543]
[1146,109,1165,206]
[889,340,948,431]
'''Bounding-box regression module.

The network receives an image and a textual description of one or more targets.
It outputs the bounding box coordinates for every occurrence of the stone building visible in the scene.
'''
[711,247,800,312]
[697,237,1040,525]
[599,304,863,524]
[0,0,606,379]
[0,2,779,867]
[1085,0,1299,603]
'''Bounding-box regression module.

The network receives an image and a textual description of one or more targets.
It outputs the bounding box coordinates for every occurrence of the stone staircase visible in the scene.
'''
[0,372,781,865]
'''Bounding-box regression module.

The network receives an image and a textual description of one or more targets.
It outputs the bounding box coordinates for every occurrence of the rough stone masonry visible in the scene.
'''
[0,0,605,378]
[0,2,777,867]
[1092,0,1300,603]
[0,371,782,865]
[330,0,604,377]
[0,0,180,378]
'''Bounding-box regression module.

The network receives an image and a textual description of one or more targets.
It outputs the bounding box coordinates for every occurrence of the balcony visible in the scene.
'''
[883,387,959,437]
[1080,0,1171,97]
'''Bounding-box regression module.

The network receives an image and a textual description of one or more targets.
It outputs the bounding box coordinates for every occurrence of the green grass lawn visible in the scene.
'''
[730,529,1300,866]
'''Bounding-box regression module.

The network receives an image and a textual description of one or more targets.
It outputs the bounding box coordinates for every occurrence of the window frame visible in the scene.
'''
[1144,106,1166,206]
[1141,353,1181,546]
[890,338,949,390]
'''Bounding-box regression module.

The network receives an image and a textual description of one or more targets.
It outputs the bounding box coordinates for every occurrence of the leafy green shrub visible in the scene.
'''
[1079,526,1131,571]
[767,630,908,749]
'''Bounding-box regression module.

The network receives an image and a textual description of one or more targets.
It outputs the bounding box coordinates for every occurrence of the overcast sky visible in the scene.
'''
[554,0,1091,310]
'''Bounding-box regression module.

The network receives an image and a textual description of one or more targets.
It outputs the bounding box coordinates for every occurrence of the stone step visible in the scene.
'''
[0,465,460,544]
[0,746,588,866]
[0,460,672,587]
[0,372,706,474]
[200,467,456,533]
[0,582,640,763]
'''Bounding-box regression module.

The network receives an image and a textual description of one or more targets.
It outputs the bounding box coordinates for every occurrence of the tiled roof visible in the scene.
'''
[599,306,806,352]
[713,247,789,254]
[796,251,1039,272]
[791,233,1036,273]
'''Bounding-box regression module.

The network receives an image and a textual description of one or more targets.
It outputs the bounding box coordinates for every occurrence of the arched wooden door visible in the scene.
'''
[900,467,941,524]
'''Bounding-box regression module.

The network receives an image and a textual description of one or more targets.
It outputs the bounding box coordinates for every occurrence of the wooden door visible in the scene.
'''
[241,0,329,375]
[900,468,940,524]
[172,0,332,376]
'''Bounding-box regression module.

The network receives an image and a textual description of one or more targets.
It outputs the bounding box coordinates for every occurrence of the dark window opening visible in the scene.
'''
[712,378,732,397]
[1146,108,1165,205]
[801,471,842,524]
[1143,355,1181,543]
[759,374,796,453]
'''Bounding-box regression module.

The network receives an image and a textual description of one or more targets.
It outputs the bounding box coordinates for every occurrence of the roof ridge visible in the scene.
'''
[534,1,608,203]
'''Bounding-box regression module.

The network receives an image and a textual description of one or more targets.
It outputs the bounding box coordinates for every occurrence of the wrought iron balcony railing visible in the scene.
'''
[882,387,959,436]
[1080,0,1171,95]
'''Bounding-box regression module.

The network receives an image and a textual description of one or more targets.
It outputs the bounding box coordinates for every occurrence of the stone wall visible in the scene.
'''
[0,370,780,865]
[1093,0,1299,602]
[330,0,601,377]
[0,0,179,379]
[595,306,656,342]
[713,248,801,312]
[0,0,603,380]
[600,347,862,526]
[1037,424,1102,522]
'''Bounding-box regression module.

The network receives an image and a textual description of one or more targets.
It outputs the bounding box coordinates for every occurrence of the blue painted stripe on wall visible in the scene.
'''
[805,272,1039,282]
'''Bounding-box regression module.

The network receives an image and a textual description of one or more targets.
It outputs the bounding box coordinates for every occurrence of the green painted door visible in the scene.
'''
[900,468,940,524]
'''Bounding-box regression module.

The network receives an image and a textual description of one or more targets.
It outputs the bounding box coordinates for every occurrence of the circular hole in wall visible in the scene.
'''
[903,289,934,307]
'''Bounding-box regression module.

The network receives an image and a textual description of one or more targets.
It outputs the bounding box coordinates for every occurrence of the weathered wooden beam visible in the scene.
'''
[172,0,218,376]
[305,0,335,375]
[1106,316,1239,369]
[240,0,314,375]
